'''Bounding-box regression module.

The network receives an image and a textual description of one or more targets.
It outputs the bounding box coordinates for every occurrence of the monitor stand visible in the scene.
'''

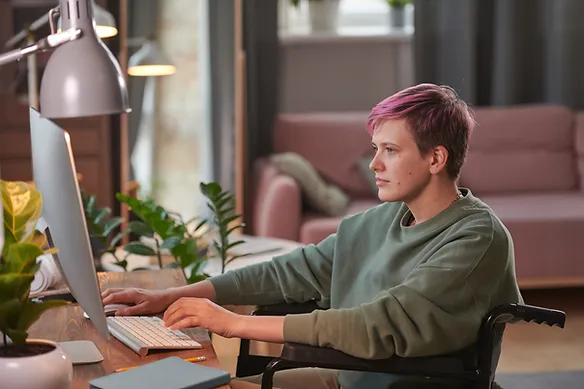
[43,225,104,365]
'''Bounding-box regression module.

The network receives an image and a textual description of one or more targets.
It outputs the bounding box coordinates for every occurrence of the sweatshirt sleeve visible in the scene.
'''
[208,234,336,307]
[283,222,513,359]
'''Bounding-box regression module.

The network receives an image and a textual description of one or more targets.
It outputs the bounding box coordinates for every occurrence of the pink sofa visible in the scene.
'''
[250,105,584,289]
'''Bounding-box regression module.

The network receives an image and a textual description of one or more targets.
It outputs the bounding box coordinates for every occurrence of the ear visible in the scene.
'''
[428,146,449,175]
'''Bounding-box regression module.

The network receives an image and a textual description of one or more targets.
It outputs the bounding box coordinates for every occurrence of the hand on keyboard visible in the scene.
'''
[101,287,175,316]
[163,297,243,339]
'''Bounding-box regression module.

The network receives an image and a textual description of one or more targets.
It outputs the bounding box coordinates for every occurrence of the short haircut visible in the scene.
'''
[366,83,475,179]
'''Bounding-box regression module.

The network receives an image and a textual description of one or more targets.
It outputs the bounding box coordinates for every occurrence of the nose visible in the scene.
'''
[369,152,384,172]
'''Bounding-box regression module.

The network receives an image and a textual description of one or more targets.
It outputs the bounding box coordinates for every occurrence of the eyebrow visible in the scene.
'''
[372,141,400,148]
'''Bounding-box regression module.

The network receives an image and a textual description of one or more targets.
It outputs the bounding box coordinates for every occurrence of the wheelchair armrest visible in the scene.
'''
[252,301,322,316]
[280,342,477,378]
[487,303,566,328]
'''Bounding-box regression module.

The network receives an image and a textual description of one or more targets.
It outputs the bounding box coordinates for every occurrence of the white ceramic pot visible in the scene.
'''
[389,6,406,28]
[308,0,340,33]
[0,339,73,389]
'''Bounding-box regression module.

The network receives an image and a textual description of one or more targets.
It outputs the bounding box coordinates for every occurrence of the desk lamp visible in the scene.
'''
[0,0,130,118]
[127,38,176,77]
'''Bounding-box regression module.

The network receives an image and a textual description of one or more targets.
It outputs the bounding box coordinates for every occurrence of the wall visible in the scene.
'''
[278,34,414,113]
[153,0,207,220]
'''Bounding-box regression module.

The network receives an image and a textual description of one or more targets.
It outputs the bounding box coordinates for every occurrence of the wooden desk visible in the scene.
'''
[29,269,230,389]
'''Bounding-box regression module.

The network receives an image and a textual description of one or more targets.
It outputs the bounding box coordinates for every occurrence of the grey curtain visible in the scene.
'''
[414,0,584,108]
[127,0,159,180]
[242,0,280,232]
[206,0,279,231]
[207,0,236,193]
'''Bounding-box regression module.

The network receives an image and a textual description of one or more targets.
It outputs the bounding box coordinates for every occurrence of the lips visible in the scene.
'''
[376,178,389,186]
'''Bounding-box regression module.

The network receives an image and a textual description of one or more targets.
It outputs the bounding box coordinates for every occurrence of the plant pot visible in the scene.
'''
[389,6,406,28]
[0,339,73,389]
[308,0,340,33]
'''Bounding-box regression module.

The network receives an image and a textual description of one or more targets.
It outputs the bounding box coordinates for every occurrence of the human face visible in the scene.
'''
[369,119,432,202]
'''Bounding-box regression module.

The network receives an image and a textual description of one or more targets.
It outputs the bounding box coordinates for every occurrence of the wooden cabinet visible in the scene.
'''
[0,0,117,210]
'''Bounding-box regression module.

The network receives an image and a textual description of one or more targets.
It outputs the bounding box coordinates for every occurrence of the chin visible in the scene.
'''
[377,187,404,203]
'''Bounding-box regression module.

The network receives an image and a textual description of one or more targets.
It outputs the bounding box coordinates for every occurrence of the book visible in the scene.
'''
[89,356,231,389]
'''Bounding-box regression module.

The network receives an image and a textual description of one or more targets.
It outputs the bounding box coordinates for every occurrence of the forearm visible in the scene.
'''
[237,315,285,343]
[167,280,217,303]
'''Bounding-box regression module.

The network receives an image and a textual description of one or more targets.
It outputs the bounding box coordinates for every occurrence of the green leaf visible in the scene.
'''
[114,260,128,270]
[187,272,209,284]
[17,299,69,334]
[3,243,44,274]
[200,182,222,198]
[5,329,28,345]
[93,208,111,225]
[226,240,245,250]
[128,221,154,238]
[160,236,182,250]
[123,242,157,256]
[0,274,35,301]
[85,193,96,214]
[223,214,241,226]
[153,219,175,239]
[102,217,124,237]
[164,262,180,269]
[194,219,207,232]
[0,298,20,329]
[110,230,128,248]
[226,224,245,235]
[1,180,43,245]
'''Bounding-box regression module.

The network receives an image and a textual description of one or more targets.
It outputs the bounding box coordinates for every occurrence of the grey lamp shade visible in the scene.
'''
[57,4,117,39]
[40,0,130,118]
[94,4,118,38]
[128,41,176,77]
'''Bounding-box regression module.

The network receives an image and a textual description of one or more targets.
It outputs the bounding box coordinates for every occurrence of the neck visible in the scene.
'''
[405,179,461,225]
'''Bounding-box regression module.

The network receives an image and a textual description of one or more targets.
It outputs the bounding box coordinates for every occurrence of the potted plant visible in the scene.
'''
[387,0,411,28]
[111,182,246,281]
[0,180,72,389]
[291,0,341,33]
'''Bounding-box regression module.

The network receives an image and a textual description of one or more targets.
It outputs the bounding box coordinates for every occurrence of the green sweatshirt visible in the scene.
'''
[209,188,524,389]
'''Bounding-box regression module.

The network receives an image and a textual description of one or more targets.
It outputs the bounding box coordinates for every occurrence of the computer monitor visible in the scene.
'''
[29,107,109,340]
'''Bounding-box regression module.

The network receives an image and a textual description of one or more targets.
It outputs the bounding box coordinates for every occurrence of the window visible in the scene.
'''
[279,0,414,37]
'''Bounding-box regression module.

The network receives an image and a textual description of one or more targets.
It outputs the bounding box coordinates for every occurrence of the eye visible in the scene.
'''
[385,147,395,153]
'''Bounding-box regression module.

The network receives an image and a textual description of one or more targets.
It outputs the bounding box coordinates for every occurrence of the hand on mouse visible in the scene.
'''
[162,297,243,338]
[101,287,175,316]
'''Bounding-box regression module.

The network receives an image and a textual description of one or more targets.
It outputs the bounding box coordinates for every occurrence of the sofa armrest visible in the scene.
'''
[251,158,302,242]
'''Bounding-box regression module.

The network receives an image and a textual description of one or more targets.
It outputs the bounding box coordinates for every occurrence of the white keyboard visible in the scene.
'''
[107,316,202,356]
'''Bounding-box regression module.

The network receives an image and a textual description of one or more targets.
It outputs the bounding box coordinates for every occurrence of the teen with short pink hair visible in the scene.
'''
[104,84,523,389]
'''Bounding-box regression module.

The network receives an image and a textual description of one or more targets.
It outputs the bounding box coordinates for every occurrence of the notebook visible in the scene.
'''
[89,356,231,389]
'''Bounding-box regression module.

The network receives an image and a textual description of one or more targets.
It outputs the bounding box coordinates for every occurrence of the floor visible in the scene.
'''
[212,288,584,376]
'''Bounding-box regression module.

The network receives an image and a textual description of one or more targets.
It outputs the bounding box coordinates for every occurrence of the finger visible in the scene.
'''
[163,309,191,328]
[102,290,136,306]
[115,302,147,316]
[163,298,193,321]
[101,288,124,299]
[164,305,200,328]
[168,317,198,331]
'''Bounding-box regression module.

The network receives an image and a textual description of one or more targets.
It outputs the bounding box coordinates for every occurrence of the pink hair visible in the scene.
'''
[366,83,475,179]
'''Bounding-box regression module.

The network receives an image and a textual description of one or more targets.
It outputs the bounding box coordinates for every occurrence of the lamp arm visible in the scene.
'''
[0,28,82,67]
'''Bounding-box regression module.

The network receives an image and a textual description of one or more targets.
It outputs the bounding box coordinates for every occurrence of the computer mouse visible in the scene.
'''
[83,303,132,319]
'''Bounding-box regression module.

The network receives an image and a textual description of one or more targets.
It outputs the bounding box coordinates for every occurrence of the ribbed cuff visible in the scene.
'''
[283,313,317,344]
[208,272,241,305]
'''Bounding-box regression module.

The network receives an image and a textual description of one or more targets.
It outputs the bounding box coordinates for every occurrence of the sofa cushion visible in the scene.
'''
[355,155,377,195]
[480,192,584,284]
[274,112,373,198]
[300,199,380,244]
[271,152,350,217]
[460,105,578,194]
